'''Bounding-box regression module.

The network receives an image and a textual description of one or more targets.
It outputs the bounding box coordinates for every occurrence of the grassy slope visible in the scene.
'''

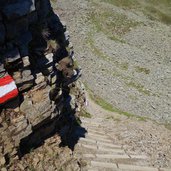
[101,0,171,25]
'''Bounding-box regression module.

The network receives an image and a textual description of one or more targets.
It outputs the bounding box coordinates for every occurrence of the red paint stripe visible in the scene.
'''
[0,89,18,104]
[0,75,13,86]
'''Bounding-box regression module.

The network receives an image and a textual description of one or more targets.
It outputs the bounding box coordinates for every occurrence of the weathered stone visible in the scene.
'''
[35,73,45,85]
[0,156,6,166]
[22,56,30,67]
[12,71,22,80]
[22,69,32,77]
[64,31,70,41]
[2,0,36,20]
[1,168,7,171]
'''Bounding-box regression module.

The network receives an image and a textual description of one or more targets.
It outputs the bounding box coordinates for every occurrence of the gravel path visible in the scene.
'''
[56,0,171,123]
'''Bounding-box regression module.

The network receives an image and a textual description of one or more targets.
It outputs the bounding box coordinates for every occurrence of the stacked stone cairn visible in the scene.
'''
[0,0,85,169]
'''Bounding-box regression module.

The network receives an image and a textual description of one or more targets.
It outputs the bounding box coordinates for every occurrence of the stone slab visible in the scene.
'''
[119,164,158,171]
[91,161,117,169]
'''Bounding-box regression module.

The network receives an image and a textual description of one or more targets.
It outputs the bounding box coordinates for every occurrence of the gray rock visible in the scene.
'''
[22,56,30,67]
[35,73,45,85]
[22,69,32,77]
[2,0,35,20]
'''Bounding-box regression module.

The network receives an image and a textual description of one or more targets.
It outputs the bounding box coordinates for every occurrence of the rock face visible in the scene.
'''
[0,0,85,169]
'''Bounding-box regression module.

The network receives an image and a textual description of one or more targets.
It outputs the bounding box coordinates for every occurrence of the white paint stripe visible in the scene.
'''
[0,81,17,98]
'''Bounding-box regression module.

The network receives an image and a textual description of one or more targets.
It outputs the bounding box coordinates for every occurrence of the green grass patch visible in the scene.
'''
[101,0,140,9]
[87,35,109,60]
[89,2,140,40]
[143,5,171,25]
[126,81,151,96]
[100,0,171,25]
[87,87,147,121]
[164,123,171,131]
[106,116,121,122]
[80,110,92,118]
[135,66,150,74]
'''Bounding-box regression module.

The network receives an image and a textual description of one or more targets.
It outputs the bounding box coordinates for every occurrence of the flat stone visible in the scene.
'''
[130,155,147,159]
[79,137,97,144]
[98,147,125,154]
[86,135,113,143]
[22,56,30,67]
[81,144,98,150]
[13,71,22,80]
[97,142,122,149]
[118,164,158,171]
[22,69,32,77]
[2,0,35,20]
[87,129,106,136]
[0,156,6,166]
[96,154,130,159]
[1,168,7,171]
[91,161,117,169]
[87,132,109,139]
[160,168,171,171]
[82,154,96,158]
[35,74,45,85]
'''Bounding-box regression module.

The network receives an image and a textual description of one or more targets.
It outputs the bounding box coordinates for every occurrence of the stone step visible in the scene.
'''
[118,164,158,171]
[130,154,148,160]
[98,146,125,154]
[95,154,130,160]
[87,129,106,136]
[87,132,110,139]
[86,135,113,143]
[80,144,98,150]
[97,142,122,149]
[160,168,171,171]
[90,161,117,169]
[79,138,122,149]
[79,137,97,144]
[79,144,125,154]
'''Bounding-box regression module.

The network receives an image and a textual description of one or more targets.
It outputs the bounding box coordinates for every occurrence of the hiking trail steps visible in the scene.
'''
[73,95,171,171]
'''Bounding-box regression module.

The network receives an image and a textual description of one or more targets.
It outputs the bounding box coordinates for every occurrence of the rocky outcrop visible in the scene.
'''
[0,0,85,170]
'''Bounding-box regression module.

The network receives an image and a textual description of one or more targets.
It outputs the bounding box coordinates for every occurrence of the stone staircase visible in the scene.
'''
[75,117,170,171]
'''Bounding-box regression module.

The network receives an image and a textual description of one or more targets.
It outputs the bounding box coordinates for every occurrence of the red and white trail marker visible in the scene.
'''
[0,75,18,104]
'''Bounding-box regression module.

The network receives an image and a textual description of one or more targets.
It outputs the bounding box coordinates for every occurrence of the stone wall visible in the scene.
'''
[0,0,85,170]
